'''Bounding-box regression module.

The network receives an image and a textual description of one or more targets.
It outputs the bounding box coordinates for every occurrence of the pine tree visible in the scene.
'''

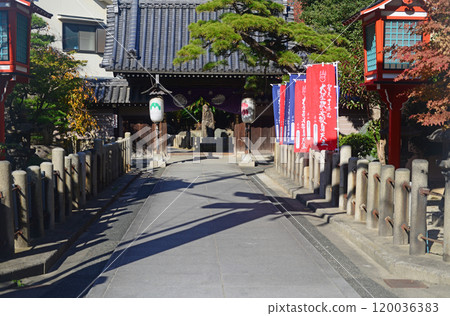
[174,0,350,73]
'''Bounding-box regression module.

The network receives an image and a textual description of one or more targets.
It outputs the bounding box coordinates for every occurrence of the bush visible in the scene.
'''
[339,132,376,158]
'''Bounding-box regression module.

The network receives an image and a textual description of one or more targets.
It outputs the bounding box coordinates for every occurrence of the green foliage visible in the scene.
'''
[30,15,54,48]
[339,132,377,158]
[299,0,381,111]
[12,280,25,288]
[6,15,91,146]
[174,0,351,77]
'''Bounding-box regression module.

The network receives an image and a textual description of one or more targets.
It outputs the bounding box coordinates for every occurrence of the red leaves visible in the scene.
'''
[392,0,450,127]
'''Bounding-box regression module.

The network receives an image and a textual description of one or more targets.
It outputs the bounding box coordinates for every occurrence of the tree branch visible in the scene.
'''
[239,31,298,73]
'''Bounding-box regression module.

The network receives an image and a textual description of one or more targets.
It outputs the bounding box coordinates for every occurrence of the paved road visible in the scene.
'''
[87,157,360,298]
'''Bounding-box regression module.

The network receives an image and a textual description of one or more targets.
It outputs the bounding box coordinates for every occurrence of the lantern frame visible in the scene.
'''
[241,97,256,124]
[359,0,429,89]
[0,0,34,83]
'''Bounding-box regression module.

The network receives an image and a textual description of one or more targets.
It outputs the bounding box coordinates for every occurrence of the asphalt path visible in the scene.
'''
[86,157,363,298]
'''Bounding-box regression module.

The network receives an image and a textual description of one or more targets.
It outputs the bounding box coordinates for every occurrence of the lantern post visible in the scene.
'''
[239,97,256,166]
[142,74,170,168]
[344,0,429,168]
[149,95,164,156]
[0,0,52,159]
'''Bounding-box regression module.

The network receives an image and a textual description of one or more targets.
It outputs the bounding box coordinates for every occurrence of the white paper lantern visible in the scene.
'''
[241,98,256,123]
[149,96,164,123]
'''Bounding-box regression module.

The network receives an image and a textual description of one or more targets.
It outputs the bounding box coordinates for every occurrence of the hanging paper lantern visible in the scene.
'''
[241,98,255,123]
[149,96,164,123]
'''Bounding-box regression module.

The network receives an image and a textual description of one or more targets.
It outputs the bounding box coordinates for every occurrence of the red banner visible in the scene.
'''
[279,84,286,144]
[305,64,338,151]
[294,80,307,153]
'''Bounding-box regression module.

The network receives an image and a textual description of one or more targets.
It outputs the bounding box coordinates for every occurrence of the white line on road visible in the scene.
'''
[77,175,200,298]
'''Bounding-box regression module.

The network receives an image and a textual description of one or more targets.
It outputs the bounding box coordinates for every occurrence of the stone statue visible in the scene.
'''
[201,103,215,137]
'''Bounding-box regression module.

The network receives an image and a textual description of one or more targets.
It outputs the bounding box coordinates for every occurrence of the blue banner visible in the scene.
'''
[285,74,306,145]
[272,85,281,143]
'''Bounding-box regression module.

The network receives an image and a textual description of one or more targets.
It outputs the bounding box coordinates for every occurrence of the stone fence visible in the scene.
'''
[0,134,132,258]
[274,143,449,262]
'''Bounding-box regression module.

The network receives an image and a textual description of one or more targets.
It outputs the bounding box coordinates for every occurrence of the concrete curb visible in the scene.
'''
[263,167,450,286]
[0,171,142,283]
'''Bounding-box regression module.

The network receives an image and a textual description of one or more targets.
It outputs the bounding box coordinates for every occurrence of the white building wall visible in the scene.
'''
[37,0,113,78]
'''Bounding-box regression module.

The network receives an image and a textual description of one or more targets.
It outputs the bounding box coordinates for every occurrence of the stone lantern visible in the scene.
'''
[344,0,429,167]
[0,0,52,155]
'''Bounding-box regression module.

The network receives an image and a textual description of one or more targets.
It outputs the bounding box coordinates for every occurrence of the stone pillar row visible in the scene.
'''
[274,144,448,261]
[0,135,132,258]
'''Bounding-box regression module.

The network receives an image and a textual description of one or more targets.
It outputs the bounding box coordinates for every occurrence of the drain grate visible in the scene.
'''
[384,279,428,289]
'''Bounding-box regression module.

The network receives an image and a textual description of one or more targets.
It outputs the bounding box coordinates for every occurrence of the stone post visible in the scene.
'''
[78,152,87,209]
[106,144,113,185]
[287,146,292,179]
[378,165,395,237]
[325,151,333,201]
[298,155,305,187]
[111,143,117,180]
[410,159,428,255]
[70,153,80,210]
[64,156,73,217]
[85,151,93,199]
[339,145,352,210]
[27,166,44,237]
[41,162,55,230]
[319,151,329,199]
[314,151,320,195]
[440,159,450,262]
[355,159,369,222]
[12,170,30,248]
[52,148,65,223]
[116,142,121,177]
[393,168,410,245]
[309,148,315,193]
[125,132,131,172]
[291,148,296,181]
[94,139,103,192]
[366,162,381,229]
[275,142,279,172]
[0,161,14,257]
[331,153,340,207]
[346,157,358,215]
[117,138,123,176]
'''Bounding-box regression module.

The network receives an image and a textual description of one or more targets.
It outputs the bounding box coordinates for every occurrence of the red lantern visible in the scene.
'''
[0,0,51,154]
[345,0,429,168]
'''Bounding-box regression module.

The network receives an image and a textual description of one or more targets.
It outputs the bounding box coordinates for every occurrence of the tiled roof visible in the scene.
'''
[100,0,286,76]
[88,77,247,112]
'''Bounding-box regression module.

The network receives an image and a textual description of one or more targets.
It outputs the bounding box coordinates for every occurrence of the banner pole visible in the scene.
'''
[335,63,340,153]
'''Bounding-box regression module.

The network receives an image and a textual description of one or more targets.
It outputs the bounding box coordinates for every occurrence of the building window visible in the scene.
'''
[0,11,9,61]
[63,22,105,53]
[365,23,376,72]
[16,13,28,64]
[384,20,421,70]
